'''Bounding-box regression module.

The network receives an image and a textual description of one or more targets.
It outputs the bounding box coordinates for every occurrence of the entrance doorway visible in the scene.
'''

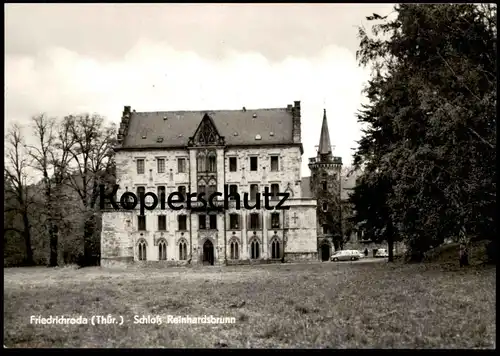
[203,240,214,265]
[320,244,330,262]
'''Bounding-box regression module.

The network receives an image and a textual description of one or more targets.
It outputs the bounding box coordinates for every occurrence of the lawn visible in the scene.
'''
[3,260,496,348]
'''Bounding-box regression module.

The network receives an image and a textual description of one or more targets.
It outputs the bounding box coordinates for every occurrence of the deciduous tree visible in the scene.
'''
[4,124,36,265]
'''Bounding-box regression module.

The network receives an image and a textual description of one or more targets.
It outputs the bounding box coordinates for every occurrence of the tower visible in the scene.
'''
[308,109,343,261]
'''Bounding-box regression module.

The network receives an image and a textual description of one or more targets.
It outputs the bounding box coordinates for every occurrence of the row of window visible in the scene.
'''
[229,156,280,172]
[137,239,280,261]
[137,212,281,231]
[137,157,188,175]
[136,155,280,174]
[133,183,281,201]
[137,240,188,261]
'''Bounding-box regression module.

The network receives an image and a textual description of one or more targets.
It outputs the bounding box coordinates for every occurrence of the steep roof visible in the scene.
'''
[122,108,295,148]
[318,109,332,156]
[341,170,360,200]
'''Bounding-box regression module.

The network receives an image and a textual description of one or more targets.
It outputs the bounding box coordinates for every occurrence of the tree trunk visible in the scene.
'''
[387,238,394,262]
[83,214,99,267]
[387,220,394,262]
[49,223,58,267]
[22,212,34,266]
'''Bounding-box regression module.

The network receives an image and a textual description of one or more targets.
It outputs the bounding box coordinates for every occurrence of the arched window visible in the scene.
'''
[250,240,260,259]
[230,240,239,260]
[158,240,167,261]
[207,151,217,172]
[322,202,328,212]
[197,178,207,196]
[207,178,217,196]
[270,239,280,259]
[197,152,206,172]
[138,239,147,261]
[179,240,187,260]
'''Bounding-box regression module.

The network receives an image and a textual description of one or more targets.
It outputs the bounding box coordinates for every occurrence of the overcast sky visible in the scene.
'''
[5,3,395,176]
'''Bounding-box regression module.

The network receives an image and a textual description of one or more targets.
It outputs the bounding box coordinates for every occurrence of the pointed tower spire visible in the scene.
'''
[318,108,332,156]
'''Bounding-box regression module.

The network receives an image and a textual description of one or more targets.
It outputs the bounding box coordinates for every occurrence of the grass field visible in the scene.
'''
[3,260,496,348]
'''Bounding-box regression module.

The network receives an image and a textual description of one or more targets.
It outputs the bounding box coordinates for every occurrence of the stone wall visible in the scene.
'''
[101,211,134,267]
[101,144,318,266]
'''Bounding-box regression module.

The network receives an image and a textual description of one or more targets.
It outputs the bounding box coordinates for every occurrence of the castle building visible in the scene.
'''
[302,109,344,261]
[100,101,319,267]
[302,109,406,258]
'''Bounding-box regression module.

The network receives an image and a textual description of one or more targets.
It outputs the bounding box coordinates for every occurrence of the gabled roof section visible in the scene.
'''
[120,107,296,148]
[188,113,225,146]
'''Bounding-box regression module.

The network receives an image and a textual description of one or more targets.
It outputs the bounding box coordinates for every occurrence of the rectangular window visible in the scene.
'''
[138,215,146,231]
[250,184,259,201]
[158,215,166,231]
[229,157,237,172]
[250,156,258,171]
[209,215,217,229]
[322,181,327,191]
[271,184,279,200]
[323,225,329,234]
[178,158,186,173]
[178,186,186,198]
[157,186,166,201]
[229,214,240,230]
[271,213,280,229]
[208,155,217,172]
[137,159,145,174]
[199,215,206,230]
[250,213,260,230]
[270,156,279,172]
[137,186,145,197]
[157,158,165,173]
[229,184,238,200]
[208,184,216,197]
[178,215,187,231]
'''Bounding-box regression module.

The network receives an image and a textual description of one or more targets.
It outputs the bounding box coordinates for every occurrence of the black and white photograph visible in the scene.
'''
[4,3,496,349]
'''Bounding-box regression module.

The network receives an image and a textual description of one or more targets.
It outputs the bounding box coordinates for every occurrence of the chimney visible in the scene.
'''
[292,101,301,143]
[117,106,132,145]
[287,104,293,111]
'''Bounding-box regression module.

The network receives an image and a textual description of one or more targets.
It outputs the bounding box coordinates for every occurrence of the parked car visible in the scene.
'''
[357,250,365,259]
[331,250,360,262]
[375,248,389,258]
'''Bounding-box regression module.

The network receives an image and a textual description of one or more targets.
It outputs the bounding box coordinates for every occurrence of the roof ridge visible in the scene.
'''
[132,107,289,115]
